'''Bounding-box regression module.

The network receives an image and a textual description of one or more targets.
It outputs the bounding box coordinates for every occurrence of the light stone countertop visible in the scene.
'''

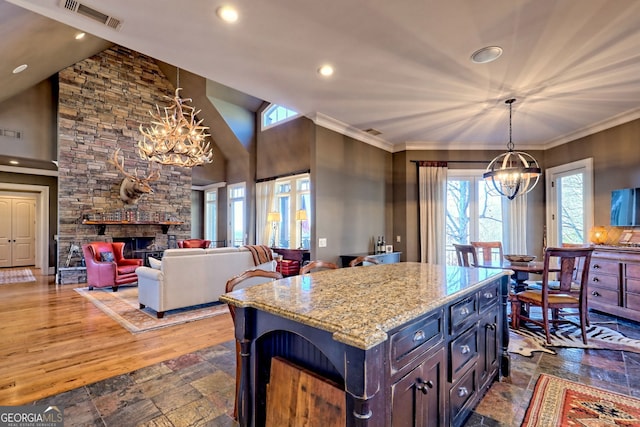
[220,262,510,350]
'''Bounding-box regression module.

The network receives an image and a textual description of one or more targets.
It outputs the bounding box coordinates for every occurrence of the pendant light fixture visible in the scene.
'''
[138,68,213,168]
[483,98,541,200]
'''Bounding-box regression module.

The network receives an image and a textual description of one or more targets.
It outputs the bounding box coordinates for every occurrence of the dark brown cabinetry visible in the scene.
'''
[388,282,502,427]
[588,247,640,323]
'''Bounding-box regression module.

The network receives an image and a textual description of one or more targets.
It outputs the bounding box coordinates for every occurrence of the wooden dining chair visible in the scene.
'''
[349,256,381,267]
[300,260,338,274]
[513,247,594,344]
[453,244,478,267]
[225,269,283,419]
[471,241,503,265]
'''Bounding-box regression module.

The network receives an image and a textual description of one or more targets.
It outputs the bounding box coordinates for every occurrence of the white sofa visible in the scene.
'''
[136,247,276,318]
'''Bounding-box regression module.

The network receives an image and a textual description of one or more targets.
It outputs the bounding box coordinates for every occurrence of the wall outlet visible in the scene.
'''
[318,238,327,247]
[396,235,401,242]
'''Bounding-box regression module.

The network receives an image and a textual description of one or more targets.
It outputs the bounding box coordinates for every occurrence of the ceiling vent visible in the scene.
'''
[59,0,122,30]
[363,128,382,136]
[0,128,22,139]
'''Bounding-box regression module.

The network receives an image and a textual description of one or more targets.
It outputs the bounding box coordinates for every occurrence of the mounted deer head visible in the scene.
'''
[110,149,160,204]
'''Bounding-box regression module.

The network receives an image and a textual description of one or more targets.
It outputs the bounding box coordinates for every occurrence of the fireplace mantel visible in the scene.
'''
[82,220,184,235]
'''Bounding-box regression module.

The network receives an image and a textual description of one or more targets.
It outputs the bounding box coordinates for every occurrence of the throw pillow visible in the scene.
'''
[148,257,162,270]
[100,251,115,262]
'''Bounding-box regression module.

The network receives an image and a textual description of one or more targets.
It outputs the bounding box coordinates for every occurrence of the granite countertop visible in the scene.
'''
[220,262,509,350]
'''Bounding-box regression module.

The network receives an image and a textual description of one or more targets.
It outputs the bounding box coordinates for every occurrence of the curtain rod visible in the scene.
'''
[256,169,311,183]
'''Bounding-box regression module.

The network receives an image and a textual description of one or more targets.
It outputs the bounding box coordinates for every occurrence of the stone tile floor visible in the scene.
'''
[33,312,640,426]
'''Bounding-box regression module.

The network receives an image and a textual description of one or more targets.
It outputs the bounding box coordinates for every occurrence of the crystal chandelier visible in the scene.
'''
[138,69,213,168]
[483,98,541,200]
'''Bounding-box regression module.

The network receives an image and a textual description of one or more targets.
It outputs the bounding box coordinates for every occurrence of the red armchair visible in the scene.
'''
[177,239,211,248]
[82,242,143,291]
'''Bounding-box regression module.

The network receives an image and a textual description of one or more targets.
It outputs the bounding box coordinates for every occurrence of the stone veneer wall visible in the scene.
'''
[57,46,191,268]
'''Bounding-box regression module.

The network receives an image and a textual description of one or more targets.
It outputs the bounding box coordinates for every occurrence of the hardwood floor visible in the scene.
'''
[0,268,234,406]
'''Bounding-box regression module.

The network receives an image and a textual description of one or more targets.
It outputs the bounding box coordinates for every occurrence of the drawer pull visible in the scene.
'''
[483,291,494,299]
[416,379,434,395]
[593,264,601,269]
[457,386,469,398]
[460,307,470,316]
[593,277,600,282]
[486,323,496,331]
[413,330,426,342]
[460,344,471,354]
[592,291,600,297]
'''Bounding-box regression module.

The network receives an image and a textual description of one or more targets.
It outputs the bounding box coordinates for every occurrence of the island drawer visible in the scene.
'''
[389,309,443,375]
[449,364,477,427]
[449,295,478,334]
[478,283,499,313]
[449,326,478,382]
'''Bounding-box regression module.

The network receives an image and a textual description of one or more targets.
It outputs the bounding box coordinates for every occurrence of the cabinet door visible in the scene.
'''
[391,348,445,427]
[478,307,499,389]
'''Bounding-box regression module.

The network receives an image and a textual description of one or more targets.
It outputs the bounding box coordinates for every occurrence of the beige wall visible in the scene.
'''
[544,118,640,226]
[313,126,392,264]
[0,78,57,163]
[257,115,312,180]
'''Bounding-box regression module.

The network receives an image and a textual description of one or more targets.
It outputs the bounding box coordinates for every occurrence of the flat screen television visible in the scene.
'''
[611,188,640,226]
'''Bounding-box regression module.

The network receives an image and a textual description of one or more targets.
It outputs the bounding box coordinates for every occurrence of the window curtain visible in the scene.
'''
[418,162,448,264]
[502,195,527,254]
[255,181,276,246]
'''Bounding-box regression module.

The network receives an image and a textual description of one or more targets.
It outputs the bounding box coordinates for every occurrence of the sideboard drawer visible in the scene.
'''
[588,273,618,290]
[626,293,640,310]
[627,278,640,294]
[590,260,619,276]
[449,295,478,334]
[449,326,478,382]
[588,286,619,305]
[626,264,640,279]
[389,309,443,375]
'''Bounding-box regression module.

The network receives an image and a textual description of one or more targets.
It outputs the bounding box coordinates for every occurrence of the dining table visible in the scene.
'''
[477,259,559,291]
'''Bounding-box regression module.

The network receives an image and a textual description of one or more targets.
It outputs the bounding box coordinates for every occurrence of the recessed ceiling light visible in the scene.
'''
[470,46,503,64]
[12,64,28,74]
[9,160,19,165]
[75,32,86,40]
[318,64,334,77]
[216,5,239,23]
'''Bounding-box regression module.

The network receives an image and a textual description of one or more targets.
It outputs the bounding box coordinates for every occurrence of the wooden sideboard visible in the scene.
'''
[587,246,640,323]
[339,251,401,267]
[221,263,510,426]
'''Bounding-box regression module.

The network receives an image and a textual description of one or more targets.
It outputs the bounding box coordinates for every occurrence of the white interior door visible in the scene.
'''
[0,196,36,267]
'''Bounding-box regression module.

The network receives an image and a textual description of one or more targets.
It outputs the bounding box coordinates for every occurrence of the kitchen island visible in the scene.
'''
[220,262,511,427]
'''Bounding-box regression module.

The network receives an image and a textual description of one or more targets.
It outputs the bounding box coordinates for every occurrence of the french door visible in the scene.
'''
[545,158,594,247]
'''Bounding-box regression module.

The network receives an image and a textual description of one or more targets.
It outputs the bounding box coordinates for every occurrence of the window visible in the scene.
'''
[204,188,218,244]
[228,183,246,247]
[446,171,503,265]
[261,103,299,130]
[273,173,310,249]
[545,159,594,247]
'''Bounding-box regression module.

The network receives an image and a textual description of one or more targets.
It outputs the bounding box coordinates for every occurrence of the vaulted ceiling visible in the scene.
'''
[3,0,640,154]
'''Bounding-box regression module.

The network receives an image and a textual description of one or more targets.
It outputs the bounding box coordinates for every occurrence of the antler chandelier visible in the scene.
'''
[483,98,541,200]
[138,68,213,168]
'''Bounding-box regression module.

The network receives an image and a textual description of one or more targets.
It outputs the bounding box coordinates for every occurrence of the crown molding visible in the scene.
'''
[308,112,395,153]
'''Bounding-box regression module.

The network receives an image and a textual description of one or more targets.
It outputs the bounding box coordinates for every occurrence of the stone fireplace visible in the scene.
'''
[56,46,191,269]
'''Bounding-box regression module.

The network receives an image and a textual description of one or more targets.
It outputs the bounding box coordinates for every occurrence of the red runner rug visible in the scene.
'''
[522,374,640,426]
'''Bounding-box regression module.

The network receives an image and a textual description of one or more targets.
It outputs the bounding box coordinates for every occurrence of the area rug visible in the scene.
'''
[509,323,640,356]
[522,373,640,426]
[0,268,36,284]
[74,286,229,333]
